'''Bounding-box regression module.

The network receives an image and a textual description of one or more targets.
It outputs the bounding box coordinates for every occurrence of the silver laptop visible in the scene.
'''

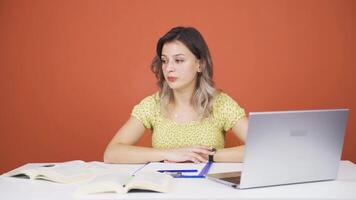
[206,109,349,189]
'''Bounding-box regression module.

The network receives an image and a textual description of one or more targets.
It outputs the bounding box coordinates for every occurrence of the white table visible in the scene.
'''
[1,161,356,200]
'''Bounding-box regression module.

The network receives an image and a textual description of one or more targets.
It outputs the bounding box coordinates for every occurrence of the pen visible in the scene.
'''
[160,162,213,178]
[198,161,213,176]
[157,169,198,173]
[173,175,205,178]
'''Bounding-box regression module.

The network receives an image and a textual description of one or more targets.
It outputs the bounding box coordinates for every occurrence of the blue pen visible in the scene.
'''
[164,161,213,178]
[157,169,198,173]
[173,175,206,178]
[197,161,213,176]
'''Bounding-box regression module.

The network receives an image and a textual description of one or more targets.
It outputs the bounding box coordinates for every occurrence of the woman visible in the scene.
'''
[104,26,248,163]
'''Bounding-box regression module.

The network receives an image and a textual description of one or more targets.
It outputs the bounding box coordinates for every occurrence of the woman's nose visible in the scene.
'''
[166,61,175,72]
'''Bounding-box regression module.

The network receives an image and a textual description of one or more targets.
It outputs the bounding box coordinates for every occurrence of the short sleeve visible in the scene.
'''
[131,94,158,129]
[214,93,246,131]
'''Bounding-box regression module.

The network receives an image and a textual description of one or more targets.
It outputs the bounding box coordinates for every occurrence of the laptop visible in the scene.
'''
[206,109,349,189]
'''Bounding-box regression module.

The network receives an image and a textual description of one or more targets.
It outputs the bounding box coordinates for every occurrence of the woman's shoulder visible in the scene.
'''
[136,92,160,107]
[212,91,245,130]
[213,91,237,107]
[131,92,160,129]
[212,91,244,114]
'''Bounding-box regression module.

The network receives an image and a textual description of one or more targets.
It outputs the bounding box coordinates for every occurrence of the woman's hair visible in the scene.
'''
[151,26,218,119]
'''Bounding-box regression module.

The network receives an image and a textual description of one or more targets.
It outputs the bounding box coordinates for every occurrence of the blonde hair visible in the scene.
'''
[151,27,219,120]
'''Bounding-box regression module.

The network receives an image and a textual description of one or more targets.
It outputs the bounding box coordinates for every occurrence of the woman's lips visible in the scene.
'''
[167,77,177,82]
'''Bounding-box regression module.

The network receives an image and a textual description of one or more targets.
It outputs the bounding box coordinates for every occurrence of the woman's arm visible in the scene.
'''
[213,117,248,162]
[103,117,163,163]
[103,117,213,163]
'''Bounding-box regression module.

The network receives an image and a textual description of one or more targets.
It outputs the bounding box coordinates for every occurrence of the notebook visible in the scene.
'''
[206,109,349,189]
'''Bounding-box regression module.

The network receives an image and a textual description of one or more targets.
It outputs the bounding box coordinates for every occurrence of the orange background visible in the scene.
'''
[0,0,355,173]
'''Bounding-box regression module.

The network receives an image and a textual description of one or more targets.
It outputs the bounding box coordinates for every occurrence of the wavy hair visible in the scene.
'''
[151,26,218,120]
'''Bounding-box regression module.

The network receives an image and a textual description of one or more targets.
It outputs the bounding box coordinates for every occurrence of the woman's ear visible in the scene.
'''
[197,60,205,73]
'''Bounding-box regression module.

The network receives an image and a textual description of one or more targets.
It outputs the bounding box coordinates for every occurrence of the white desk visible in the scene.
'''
[1,161,356,200]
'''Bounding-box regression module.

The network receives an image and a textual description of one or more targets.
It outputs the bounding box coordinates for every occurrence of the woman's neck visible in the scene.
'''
[172,88,194,107]
[169,88,198,123]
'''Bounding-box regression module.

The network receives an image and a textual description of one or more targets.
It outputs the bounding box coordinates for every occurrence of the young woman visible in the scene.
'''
[104,26,248,163]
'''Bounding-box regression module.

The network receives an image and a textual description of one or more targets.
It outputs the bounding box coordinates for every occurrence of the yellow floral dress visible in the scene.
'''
[131,92,245,149]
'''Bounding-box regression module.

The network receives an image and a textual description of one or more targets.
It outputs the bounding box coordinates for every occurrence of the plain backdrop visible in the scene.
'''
[0,0,355,173]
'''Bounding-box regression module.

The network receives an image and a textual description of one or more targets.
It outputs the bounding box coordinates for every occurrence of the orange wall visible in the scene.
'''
[0,0,355,173]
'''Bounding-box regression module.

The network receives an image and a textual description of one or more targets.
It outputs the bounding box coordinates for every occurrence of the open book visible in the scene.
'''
[1,160,104,183]
[75,171,173,195]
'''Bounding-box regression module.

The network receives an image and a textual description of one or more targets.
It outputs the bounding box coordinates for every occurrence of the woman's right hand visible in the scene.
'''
[162,145,215,163]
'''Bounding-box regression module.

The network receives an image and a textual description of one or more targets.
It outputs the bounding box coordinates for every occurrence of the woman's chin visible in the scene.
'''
[168,85,179,90]
[167,82,179,89]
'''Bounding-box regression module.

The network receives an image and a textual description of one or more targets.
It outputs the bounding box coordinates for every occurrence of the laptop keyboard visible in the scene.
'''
[220,176,241,184]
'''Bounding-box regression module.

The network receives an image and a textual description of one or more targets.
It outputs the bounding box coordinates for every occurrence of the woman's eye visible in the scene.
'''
[175,59,184,63]
[161,60,167,64]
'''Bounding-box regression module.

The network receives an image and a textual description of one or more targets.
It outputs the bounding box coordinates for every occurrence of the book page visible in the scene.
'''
[124,171,173,193]
[40,160,89,176]
[74,172,131,195]
[2,163,46,179]
[36,160,106,183]
[2,160,107,183]
[75,171,173,195]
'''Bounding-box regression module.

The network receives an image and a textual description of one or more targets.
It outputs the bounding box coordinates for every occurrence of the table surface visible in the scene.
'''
[1,160,356,200]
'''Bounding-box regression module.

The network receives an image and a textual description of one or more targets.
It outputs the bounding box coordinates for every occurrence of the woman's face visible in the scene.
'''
[161,40,200,91]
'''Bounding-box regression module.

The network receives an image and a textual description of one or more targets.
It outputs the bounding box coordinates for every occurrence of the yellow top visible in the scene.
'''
[131,92,245,149]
